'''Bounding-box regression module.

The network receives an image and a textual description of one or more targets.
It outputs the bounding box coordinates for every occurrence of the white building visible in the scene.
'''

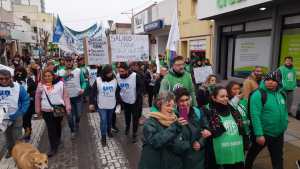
[132,0,177,60]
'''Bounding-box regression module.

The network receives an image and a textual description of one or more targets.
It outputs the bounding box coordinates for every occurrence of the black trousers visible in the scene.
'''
[123,102,139,135]
[245,134,284,169]
[43,112,63,151]
[23,101,35,129]
[146,86,154,107]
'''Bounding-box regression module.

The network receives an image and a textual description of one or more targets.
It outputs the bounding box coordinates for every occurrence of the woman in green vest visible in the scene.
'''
[226,81,250,150]
[139,92,190,169]
[208,86,245,169]
[174,87,211,169]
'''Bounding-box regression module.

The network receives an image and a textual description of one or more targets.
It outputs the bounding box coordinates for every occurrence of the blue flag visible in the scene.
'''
[52,16,64,43]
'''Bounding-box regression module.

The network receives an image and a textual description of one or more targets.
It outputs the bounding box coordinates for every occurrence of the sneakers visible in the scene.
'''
[296,160,300,169]
[101,136,107,147]
[111,126,119,133]
[71,132,76,140]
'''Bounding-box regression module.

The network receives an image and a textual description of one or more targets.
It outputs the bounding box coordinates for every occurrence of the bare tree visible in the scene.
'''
[39,29,50,56]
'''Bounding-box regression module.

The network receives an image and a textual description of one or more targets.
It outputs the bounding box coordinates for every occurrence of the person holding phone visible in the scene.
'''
[174,87,211,169]
[139,92,189,169]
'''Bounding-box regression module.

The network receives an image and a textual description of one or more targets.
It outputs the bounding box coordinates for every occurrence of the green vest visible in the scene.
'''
[279,66,297,91]
[213,114,244,165]
[165,73,192,92]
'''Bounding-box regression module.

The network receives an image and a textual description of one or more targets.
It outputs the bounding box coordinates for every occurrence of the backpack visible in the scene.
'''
[247,88,286,138]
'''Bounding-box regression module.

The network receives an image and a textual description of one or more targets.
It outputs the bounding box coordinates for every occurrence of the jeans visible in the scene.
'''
[98,109,114,137]
[43,112,63,151]
[245,134,284,169]
[5,116,23,153]
[123,102,140,136]
[68,95,83,133]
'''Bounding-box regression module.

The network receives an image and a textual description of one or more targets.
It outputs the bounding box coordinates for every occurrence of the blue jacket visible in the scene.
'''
[9,86,30,121]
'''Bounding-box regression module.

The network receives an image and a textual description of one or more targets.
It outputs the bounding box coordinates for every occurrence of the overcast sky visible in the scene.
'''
[45,0,161,31]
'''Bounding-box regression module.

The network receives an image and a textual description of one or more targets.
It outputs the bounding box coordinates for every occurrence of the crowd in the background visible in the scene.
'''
[0,53,299,169]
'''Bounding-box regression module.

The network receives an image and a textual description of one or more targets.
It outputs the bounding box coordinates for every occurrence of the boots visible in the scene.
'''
[101,136,107,147]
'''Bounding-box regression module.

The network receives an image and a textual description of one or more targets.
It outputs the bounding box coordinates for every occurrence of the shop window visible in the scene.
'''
[233,35,271,78]
[280,28,300,84]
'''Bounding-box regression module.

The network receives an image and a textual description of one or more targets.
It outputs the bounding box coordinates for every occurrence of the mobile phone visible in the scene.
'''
[179,106,189,121]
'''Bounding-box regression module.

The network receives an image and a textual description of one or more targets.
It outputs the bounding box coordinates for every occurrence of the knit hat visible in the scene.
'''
[264,71,280,83]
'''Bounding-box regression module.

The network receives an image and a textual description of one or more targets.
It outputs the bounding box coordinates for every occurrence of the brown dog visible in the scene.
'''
[12,142,48,169]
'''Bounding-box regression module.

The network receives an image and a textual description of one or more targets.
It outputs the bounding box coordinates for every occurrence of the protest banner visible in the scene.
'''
[86,34,109,65]
[193,66,213,84]
[110,34,149,62]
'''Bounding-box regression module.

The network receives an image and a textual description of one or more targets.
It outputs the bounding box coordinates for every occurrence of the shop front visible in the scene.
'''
[144,19,170,60]
[197,0,300,85]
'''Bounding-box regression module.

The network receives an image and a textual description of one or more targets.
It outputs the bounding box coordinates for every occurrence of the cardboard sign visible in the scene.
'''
[193,66,213,84]
[110,34,149,62]
[87,35,109,65]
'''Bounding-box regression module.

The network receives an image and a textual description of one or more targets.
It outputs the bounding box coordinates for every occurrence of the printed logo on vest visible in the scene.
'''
[0,90,11,102]
[287,72,294,81]
[173,83,184,91]
[120,83,129,90]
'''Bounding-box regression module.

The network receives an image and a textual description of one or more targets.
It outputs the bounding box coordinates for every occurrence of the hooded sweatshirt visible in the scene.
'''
[249,81,288,137]
[159,69,197,106]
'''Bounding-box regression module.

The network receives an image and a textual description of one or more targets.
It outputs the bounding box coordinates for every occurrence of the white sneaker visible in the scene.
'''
[71,132,76,140]
[296,160,300,169]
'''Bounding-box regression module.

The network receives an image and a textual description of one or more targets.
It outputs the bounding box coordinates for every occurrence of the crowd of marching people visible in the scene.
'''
[0,53,299,169]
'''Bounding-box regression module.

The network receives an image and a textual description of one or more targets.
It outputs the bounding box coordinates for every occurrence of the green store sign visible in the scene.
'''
[217,0,246,9]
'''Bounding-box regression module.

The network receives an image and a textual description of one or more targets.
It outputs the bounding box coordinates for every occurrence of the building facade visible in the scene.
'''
[178,0,214,62]
[198,0,300,113]
[111,23,131,34]
[132,0,177,60]
[197,0,300,81]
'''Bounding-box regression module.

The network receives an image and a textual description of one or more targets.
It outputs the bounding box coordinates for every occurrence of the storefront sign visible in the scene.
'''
[197,0,272,19]
[280,28,300,82]
[110,34,149,62]
[233,36,271,77]
[144,20,164,32]
[190,40,206,51]
[133,11,148,34]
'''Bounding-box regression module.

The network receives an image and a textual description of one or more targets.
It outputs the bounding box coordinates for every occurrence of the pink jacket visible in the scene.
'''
[35,81,71,114]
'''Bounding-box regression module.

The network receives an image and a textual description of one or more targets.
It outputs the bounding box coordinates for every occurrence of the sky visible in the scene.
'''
[45,0,161,31]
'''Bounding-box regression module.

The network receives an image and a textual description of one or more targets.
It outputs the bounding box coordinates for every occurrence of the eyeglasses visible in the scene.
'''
[179,98,190,102]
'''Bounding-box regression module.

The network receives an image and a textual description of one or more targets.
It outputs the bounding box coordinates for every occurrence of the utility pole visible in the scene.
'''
[121,9,134,34]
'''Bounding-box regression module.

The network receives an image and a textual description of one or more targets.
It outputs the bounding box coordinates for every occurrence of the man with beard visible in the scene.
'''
[277,56,297,115]
[242,66,263,100]
[159,56,197,106]
[61,56,87,139]
[116,62,143,143]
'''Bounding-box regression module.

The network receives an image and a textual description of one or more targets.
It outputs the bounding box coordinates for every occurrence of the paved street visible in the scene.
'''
[1,106,300,169]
